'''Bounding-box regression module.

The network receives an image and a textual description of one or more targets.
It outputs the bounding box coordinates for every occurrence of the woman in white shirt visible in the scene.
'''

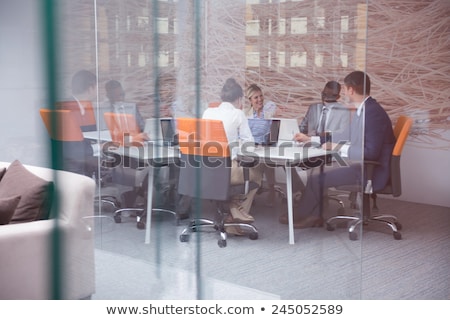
[202,78,263,226]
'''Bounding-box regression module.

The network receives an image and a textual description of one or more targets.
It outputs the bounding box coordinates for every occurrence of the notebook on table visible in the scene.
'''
[247,118,280,146]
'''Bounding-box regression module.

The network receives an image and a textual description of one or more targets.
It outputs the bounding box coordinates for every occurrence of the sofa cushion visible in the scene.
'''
[0,160,53,223]
[0,167,5,181]
[0,195,21,225]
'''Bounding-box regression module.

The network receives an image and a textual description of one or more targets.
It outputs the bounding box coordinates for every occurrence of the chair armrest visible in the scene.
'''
[236,156,259,194]
[363,160,381,194]
[364,160,380,179]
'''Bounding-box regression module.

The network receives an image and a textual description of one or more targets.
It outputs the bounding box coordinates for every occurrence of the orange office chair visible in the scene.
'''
[176,118,258,248]
[56,100,97,131]
[39,108,97,176]
[103,112,142,146]
[40,109,84,142]
[326,115,413,240]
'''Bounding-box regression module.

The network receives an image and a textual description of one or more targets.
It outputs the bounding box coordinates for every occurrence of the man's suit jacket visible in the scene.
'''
[299,102,351,142]
[347,97,395,192]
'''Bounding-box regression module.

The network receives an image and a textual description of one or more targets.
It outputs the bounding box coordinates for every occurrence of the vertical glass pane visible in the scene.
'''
[2,0,373,300]
[3,0,449,304]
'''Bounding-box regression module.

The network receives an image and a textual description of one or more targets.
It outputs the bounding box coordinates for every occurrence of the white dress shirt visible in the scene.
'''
[202,102,254,159]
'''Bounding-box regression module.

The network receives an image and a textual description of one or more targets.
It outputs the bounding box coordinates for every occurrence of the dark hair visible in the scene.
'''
[344,71,371,96]
[321,80,341,103]
[220,78,243,102]
[105,79,122,93]
[71,70,96,95]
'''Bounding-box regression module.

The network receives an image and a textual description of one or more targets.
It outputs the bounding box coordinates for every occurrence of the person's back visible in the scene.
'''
[202,78,260,228]
[347,96,394,191]
[55,70,98,176]
[69,69,98,132]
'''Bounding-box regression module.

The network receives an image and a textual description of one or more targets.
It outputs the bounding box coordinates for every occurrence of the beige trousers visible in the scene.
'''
[229,160,263,214]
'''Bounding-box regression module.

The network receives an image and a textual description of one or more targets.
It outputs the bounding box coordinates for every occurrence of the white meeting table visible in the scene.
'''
[83,130,112,157]
[83,130,112,142]
[238,143,334,245]
[107,143,180,244]
[84,129,180,245]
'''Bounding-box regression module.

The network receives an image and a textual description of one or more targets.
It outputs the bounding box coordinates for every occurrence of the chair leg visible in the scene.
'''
[369,216,402,240]
[371,193,378,212]
[326,192,402,240]
[179,201,258,248]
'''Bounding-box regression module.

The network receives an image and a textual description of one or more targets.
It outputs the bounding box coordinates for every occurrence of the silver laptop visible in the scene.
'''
[277,118,300,141]
[272,118,301,147]
[144,118,164,143]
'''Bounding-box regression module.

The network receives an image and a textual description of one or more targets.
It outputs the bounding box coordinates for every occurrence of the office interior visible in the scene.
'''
[0,0,449,300]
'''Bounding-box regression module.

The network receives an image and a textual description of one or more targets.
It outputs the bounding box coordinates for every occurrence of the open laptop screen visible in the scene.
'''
[143,118,178,146]
[277,118,300,141]
[247,119,280,146]
[160,118,179,146]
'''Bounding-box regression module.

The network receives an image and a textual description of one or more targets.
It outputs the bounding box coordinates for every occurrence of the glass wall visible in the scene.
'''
[1,0,367,299]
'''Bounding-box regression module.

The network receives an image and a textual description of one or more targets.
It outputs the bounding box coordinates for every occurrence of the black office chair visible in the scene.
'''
[102,112,177,229]
[176,118,258,248]
[326,115,413,240]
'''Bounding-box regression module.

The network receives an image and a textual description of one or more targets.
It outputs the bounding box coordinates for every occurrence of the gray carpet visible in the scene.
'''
[92,190,450,300]
[94,249,280,299]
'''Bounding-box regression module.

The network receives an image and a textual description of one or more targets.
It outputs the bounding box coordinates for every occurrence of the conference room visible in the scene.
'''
[1,0,449,301]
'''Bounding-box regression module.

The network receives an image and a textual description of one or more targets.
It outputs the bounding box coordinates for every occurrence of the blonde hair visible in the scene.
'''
[246,84,262,101]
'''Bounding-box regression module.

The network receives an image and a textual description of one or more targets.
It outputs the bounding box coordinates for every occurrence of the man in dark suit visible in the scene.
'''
[279,71,395,228]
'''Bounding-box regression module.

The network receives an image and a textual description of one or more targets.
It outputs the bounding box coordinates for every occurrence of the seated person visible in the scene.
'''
[57,70,98,176]
[245,84,278,205]
[296,80,351,143]
[279,71,395,228]
[203,78,263,230]
[99,80,148,143]
[289,80,352,195]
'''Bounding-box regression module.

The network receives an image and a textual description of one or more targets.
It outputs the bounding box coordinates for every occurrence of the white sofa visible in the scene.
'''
[0,161,96,299]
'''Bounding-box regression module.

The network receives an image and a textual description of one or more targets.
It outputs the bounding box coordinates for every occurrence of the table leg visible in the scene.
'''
[145,168,154,244]
[286,165,295,244]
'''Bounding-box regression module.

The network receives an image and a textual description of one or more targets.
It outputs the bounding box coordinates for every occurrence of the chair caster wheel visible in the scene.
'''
[113,215,121,223]
[393,231,402,240]
[326,223,335,231]
[349,231,358,241]
[395,222,402,231]
[180,234,189,242]
[249,232,258,240]
[137,221,146,229]
[218,239,227,248]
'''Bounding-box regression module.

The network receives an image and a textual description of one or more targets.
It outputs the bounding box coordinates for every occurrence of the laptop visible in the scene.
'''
[144,118,178,146]
[277,118,300,142]
[160,118,179,146]
[247,118,280,146]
